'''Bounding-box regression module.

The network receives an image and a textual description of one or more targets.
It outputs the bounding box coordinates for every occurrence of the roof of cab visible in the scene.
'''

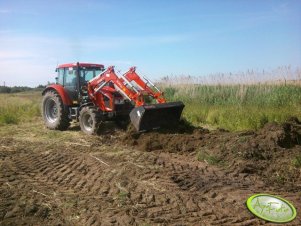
[57,63,104,69]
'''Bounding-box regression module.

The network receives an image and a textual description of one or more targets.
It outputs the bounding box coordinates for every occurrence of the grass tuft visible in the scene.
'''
[196,149,222,165]
[292,155,301,168]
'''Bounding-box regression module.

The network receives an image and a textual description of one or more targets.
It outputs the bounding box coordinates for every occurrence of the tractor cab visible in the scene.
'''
[55,63,105,103]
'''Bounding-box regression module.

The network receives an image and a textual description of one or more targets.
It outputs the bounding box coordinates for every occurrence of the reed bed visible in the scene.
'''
[160,66,301,131]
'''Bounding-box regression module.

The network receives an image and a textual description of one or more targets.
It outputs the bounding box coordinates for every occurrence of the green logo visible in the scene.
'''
[246,194,297,223]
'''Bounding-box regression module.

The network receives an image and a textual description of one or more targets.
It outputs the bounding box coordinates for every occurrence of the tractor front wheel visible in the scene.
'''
[42,91,70,130]
[79,107,101,135]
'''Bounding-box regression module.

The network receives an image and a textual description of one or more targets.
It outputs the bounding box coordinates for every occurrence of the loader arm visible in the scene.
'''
[123,67,166,103]
[88,66,184,132]
[87,66,145,108]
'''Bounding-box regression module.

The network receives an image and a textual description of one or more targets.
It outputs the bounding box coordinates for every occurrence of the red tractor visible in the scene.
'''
[42,62,184,135]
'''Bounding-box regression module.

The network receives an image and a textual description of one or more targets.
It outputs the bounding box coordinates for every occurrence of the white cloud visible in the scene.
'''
[0,33,188,86]
[0,30,15,34]
[0,59,54,86]
[0,50,38,59]
[0,9,11,14]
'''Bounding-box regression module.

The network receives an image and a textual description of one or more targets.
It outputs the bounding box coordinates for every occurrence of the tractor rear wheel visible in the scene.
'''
[79,107,101,135]
[42,91,70,130]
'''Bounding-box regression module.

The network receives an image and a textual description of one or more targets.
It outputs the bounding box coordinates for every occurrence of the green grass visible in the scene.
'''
[0,92,41,125]
[292,155,301,168]
[163,84,301,131]
[196,149,222,165]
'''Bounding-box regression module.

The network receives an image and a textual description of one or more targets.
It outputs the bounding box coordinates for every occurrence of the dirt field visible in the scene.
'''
[0,118,301,226]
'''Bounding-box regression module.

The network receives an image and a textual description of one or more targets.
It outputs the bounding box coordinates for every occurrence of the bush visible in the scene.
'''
[0,86,11,93]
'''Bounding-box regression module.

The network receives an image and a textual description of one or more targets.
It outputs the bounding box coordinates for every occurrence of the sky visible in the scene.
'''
[0,0,300,87]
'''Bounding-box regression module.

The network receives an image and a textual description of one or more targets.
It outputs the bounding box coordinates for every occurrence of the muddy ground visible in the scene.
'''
[0,118,301,226]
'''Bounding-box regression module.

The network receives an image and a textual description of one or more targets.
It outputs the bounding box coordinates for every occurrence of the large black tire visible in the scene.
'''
[42,91,70,130]
[79,107,102,135]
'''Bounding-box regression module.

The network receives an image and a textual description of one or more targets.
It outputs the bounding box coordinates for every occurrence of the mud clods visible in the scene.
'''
[235,117,301,161]
[258,117,301,148]
[124,117,301,153]
[122,117,301,189]
[123,119,209,152]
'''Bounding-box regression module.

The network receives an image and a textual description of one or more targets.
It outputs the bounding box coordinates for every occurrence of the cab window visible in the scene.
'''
[57,69,64,85]
[81,68,94,82]
[80,67,104,83]
[64,68,77,87]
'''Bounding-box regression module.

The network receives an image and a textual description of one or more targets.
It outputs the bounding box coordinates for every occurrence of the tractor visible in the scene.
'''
[42,62,184,135]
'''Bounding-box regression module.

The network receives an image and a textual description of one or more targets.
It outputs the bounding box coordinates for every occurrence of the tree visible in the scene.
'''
[0,86,11,93]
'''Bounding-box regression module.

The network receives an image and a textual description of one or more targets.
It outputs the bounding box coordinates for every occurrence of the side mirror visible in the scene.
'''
[55,77,58,84]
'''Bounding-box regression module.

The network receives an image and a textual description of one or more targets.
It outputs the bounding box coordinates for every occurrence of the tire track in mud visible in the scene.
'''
[126,153,255,225]
[1,140,300,225]
[0,151,60,226]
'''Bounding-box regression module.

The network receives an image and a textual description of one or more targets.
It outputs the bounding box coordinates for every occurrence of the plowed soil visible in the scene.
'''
[0,118,301,226]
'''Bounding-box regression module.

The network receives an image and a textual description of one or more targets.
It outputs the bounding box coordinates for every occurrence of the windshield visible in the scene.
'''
[80,67,104,82]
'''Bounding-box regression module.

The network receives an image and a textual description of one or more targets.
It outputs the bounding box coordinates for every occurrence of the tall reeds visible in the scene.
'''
[159,66,301,131]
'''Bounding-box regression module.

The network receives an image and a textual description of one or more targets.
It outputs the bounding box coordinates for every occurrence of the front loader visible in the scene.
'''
[42,62,184,135]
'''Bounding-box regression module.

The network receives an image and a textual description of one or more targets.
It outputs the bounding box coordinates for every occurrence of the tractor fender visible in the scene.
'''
[42,84,72,106]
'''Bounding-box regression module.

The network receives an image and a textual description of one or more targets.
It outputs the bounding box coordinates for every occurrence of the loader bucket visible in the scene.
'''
[129,101,185,132]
